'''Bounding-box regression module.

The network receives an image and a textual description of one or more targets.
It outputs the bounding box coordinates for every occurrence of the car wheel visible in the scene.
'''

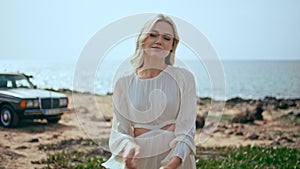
[46,116,61,124]
[0,105,19,127]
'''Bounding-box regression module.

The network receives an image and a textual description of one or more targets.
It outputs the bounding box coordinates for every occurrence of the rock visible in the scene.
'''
[227,97,246,104]
[235,131,244,136]
[258,135,266,140]
[277,136,294,143]
[224,129,234,135]
[281,100,296,109]
[103,115,112,122]
[196,97,202,105]
[271,141,280,146]
[232,112,248,123]
[262,111,273,121]
[253,120,265,126]
[293,110,300,117]
[267,135,273,140]
[232,103,264,123]
[232,123,243,128]
[53,134,60,139]
[3,149,25,157]
[213,128,223,133]
[15,146,28,150]
[249,103,264,120]
[196,115,205,129]
[28,138,39,143]
[218,124,228,129]
[263,96,277,107]
[197,97,211,106]
[276,102,289,109]
[246,133,259,140]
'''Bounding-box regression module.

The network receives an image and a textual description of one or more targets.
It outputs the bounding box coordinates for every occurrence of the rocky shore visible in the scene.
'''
[196,96,300,148]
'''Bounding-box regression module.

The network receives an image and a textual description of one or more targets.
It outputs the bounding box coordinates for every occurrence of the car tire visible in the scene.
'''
[0,105,19,127]
[46,116,61,124]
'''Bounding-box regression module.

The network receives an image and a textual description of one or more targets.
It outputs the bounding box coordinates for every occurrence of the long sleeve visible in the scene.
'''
[102,77,136,169]
[163,68,197,164]
[109,105,135,156]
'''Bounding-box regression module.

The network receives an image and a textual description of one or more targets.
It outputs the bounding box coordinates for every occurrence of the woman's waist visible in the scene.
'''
[132,120,175,137]
[133,125,176,157]
[134,123,175,137]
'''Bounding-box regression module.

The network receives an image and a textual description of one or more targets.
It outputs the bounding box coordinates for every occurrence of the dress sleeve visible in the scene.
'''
[108,77,136,156]
[163,68,197,164]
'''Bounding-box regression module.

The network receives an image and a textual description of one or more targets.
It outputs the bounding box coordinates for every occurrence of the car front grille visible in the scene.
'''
[41,98,60,109]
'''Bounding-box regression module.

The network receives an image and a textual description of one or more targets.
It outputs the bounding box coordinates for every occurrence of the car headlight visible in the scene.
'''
[20,99,39,108]
[59,98,68,107]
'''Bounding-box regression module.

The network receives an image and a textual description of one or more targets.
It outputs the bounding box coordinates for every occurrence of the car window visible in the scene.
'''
[15,78,31,88]
[0,74,34,89]
[7,81,13,88]
[0,76,8,88]
[0,81,7,88]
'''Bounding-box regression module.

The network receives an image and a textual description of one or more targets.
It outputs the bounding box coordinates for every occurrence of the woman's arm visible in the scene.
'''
[109,77,137,156]
[162,156,182,169]
[162,68,197,167]
[103,77,140,169]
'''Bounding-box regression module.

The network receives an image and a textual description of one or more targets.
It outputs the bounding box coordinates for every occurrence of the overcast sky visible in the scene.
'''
[0,0,299,61]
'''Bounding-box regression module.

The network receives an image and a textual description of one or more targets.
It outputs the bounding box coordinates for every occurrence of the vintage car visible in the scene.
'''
[0,73,69,127]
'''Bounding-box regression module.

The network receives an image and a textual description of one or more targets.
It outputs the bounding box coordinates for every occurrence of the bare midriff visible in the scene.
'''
[134,124,175,137]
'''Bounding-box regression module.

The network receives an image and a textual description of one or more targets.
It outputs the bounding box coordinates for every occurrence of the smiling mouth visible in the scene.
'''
[151,47,163,51]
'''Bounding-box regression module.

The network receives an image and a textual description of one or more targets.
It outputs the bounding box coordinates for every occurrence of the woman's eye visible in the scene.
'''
[149,33,158,37]
[163,36,171,41]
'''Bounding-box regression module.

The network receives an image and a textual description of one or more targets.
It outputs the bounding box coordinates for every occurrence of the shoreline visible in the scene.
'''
[45,87,300,101]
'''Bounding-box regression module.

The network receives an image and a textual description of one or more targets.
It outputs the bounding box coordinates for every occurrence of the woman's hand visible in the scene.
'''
[123,143,140,169]
[161,156,182,169]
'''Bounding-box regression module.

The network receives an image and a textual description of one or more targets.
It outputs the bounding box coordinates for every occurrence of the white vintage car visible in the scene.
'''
[0,73,69,127]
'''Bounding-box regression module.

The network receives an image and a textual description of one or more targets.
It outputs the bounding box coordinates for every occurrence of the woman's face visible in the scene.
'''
[143,21,174,59]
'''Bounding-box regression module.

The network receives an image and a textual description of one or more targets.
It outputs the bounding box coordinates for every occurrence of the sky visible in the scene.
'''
[0,0,300,62]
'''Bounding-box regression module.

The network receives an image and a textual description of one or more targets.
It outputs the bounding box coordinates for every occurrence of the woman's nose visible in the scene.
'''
[155,35,163,44]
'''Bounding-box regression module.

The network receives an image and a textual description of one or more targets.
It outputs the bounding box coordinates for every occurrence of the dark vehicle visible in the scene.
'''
[0,73,69,127]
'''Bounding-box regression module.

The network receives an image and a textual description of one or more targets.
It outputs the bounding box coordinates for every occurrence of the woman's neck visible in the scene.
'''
[138,56,167,79]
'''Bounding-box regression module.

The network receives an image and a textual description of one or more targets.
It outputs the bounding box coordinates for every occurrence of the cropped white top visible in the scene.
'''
[128,66,181,129]
[102,65,197,168]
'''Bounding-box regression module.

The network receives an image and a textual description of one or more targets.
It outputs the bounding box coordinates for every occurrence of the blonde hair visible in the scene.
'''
[130,14,180,70]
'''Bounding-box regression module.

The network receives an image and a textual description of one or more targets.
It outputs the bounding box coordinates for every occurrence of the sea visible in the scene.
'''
[1,59,300,100]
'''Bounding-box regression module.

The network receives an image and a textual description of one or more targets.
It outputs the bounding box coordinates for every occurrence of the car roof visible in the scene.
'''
[0,73,25,76]
[0,73,33,79]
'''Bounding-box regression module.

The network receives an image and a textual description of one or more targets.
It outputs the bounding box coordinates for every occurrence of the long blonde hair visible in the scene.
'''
[130,14,180,71]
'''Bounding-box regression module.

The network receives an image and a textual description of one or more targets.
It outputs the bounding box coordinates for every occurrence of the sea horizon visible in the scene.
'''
[1,59,299,100]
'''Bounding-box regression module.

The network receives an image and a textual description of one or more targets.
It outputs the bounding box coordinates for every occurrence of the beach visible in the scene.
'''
[0,92,299,168]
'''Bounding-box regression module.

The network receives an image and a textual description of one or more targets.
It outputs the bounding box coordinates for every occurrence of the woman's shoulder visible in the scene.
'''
[167,65,196,90]
[167,65,195,80]
[114,73,135,88]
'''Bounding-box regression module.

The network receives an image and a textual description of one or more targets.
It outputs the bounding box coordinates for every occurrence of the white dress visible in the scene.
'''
[102,65,197,169]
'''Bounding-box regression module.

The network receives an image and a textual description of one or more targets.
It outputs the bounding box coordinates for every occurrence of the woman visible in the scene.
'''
[102,14,197,169]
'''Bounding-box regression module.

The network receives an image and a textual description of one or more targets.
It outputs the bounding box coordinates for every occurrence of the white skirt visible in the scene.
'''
[102,129,196,169]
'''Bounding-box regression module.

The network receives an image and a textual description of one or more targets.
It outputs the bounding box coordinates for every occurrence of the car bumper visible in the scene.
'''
[23,108,70,116]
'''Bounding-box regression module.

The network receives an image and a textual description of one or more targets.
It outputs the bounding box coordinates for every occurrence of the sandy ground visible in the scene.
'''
[0,93,299,169]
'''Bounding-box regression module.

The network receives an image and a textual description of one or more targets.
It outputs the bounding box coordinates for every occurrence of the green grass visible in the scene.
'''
[196,146,300,169]
[221,114,234,121]
[33,144,300,169]
[38,138,97,151]
[32,150,106,169]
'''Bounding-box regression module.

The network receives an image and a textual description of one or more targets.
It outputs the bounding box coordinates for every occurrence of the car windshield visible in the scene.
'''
[0,74,35,89]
